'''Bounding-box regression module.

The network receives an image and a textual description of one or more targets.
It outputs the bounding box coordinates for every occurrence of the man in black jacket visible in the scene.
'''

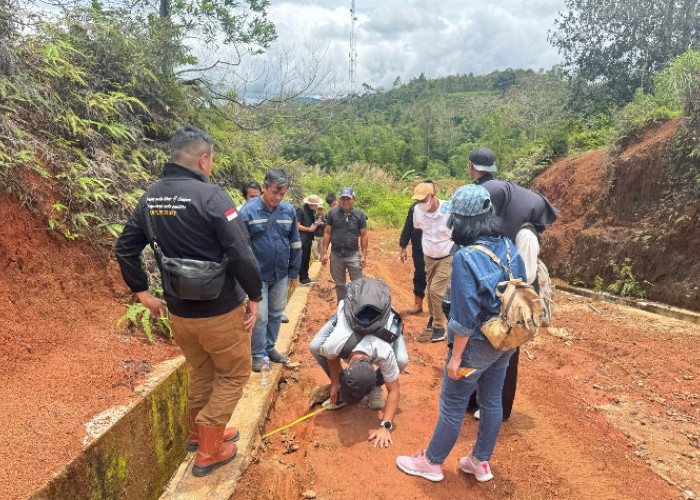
[398,180,435,316]
[468,146,558,420]
[115,126,263,477]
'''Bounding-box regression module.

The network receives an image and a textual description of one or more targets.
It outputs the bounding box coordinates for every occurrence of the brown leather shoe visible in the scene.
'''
[187,409,239,452]
[403,295,424,315]
[192,425,238,477]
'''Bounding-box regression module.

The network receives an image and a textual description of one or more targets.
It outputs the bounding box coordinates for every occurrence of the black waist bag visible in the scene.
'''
[143,201,228,301]
[160,255,228,301]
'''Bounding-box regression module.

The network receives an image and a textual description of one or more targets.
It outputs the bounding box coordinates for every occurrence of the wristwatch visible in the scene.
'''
[380,420,393,431]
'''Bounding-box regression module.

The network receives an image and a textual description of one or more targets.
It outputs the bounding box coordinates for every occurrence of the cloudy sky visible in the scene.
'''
[234,0,568,97]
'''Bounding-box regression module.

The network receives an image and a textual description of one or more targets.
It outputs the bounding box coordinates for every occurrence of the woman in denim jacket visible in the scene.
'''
[396,184,526,483]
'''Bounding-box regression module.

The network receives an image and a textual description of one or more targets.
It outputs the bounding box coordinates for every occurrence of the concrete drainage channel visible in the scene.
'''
[29,262,320,500]
[556,282,700,325]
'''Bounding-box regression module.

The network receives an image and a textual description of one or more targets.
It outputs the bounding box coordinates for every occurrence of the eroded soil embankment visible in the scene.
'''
[534,119,700,311]
[0,195,180,500]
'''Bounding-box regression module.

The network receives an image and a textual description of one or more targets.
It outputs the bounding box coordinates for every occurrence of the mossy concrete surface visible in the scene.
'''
[28,358,190,500]
[159,262,321,500]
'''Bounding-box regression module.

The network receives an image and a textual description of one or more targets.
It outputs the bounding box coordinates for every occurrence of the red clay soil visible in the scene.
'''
[3,118,699,499]
[533,119,700,311]
[0,194,180,500]
[236,229,699,500]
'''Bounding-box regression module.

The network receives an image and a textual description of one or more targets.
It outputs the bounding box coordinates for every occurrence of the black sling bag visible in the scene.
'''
[143,203,228,301]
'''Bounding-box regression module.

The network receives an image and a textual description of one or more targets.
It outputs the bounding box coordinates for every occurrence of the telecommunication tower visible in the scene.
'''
[349,0,357,95]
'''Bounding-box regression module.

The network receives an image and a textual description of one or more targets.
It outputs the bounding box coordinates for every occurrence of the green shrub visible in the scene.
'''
[593,275,604,291]
[654,48,700,112]
[117,290,172,342]
[609,50,700,150]
[607,258,646,298]
[612,89,678,145]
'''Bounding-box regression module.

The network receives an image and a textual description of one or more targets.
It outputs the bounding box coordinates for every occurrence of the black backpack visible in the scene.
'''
[339,278,402,359]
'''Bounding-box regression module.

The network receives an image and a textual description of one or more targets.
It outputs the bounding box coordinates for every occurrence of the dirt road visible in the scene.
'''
[236,229,699,500]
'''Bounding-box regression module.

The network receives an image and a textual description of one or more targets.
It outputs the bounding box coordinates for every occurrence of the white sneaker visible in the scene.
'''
[321,398,346,410]
[367,385,385,410]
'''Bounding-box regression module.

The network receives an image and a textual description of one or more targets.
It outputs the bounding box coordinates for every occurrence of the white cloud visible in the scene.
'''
[234,0,566,97]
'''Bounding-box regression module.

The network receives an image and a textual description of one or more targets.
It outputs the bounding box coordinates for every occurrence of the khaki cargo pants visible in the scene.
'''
[170,303,251,426]
[424,254,453,331]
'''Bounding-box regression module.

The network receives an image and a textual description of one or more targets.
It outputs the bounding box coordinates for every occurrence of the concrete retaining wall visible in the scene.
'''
[29,359,190,500]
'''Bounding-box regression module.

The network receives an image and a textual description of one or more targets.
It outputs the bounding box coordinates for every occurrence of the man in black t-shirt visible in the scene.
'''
[321,187,368,302]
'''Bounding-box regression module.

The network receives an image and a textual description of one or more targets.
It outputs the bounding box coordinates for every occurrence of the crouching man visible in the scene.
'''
[310,278,408,448]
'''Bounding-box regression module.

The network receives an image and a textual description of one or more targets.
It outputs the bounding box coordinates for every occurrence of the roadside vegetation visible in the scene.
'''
[1,1,698,308]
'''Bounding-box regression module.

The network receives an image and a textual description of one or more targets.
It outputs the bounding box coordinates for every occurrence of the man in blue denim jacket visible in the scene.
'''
[397,184,526,484]
[239,168,302,372]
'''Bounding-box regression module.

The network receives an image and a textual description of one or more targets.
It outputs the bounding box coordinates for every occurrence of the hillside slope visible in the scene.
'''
[534,119,700,311]
[0,193,180,499]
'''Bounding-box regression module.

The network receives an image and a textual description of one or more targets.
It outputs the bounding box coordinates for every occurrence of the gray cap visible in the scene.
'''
[469,147,497,173]
[339,187,356,198]
[339,358,376,404]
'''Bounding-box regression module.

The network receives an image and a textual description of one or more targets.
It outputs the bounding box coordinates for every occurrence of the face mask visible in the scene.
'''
[416,198,431,212]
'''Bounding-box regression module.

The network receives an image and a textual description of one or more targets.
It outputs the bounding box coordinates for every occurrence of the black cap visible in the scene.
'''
[339,358,376,404]
[469,147,497,172]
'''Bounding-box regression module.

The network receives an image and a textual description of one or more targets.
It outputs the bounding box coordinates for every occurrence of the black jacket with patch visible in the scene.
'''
[115,163,262,318]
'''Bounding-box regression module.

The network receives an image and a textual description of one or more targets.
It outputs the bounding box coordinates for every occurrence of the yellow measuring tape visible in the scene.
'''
[262,404,336,439]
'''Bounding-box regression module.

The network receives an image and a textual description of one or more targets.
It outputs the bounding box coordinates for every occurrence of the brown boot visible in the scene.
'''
[403,295,423,315]
[192,425,237,477]
[187,409,239,452]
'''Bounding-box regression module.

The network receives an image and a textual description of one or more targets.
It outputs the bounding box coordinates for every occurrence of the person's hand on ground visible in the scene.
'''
[368,427,393,448]
[329,381,340,404]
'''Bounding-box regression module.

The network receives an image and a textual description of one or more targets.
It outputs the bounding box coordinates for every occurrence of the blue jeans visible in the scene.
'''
[425,338,514,464]
[251,278,289,358]
[309,315,409,381]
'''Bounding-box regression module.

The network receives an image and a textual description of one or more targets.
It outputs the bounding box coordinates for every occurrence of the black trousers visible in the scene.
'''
[468,347,519,420]
[412,246,427,298]
[300,239,313,281]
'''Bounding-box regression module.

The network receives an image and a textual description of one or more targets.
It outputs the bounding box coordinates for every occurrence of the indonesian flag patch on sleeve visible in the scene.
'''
[225,208,238,221]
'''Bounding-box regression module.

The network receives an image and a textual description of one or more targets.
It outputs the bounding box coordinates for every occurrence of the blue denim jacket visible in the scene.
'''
[447,236,527,343]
